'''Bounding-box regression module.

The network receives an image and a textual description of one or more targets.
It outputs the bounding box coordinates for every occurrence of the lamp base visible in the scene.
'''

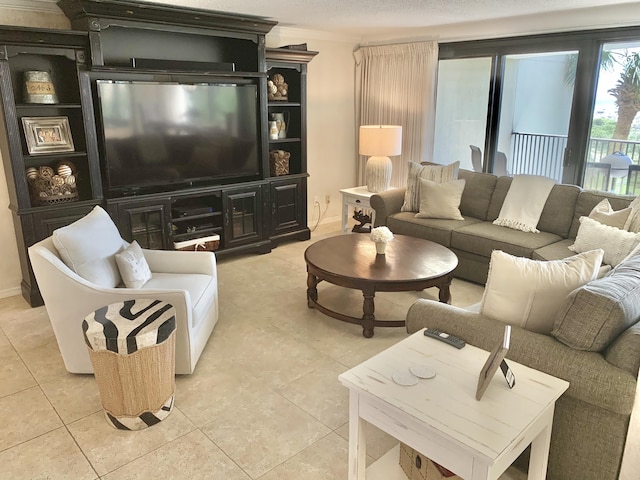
[365,156,392,193]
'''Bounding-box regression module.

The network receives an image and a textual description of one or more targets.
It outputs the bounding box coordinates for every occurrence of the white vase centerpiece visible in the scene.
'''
[370,226,394,255]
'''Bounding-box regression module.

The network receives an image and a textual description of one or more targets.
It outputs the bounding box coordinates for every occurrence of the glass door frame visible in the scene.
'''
[438,26,640,186]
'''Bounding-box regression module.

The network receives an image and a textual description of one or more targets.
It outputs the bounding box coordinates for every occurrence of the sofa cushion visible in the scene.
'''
[388,213,482,247]
[569,216,640,267]
[52,206,126,288]
[451,221,562,259]
[569,191,633,238]
[457,169,497,221]
[481,249,603,334]
[401,161,459,212]
[537,184,581,238]
[416,178,465,220]
[552,250,640,351]
[532,238,575,261]
[487,176,513,221]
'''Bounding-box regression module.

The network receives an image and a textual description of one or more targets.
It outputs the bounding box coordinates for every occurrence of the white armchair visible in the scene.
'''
[28,207,218,375]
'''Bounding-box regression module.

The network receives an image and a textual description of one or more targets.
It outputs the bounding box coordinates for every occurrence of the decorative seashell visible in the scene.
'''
[64,174,76,185]
[57,164,72,177]
[39,165,54,178]
[26,167,38,181]
[52,175,65,186]
[280,88,287,96]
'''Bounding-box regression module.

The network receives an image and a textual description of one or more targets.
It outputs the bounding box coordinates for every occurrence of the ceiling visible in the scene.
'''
[7,0,640,38]
[139,0,640,36]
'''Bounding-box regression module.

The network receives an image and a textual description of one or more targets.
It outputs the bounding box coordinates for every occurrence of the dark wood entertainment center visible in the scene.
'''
[0,0,317,306]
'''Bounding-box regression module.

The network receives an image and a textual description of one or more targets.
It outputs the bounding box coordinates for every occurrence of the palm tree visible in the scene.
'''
[608,51,640,150]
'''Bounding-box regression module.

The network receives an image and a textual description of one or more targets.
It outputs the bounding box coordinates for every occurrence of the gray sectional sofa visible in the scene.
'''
[370,168,640,480]
[370,168,634,284]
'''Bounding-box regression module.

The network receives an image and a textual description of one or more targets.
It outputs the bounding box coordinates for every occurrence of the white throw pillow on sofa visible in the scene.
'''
[569,216,640,267]
[588,199,631,229]
[401,161,459,212]
[52,206,126,288]
[415,178,465,220]
[480,249,604,335]
[115,240,152,288]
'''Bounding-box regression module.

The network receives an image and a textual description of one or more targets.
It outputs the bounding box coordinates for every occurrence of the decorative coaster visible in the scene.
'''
[410,365,437,379]
[392,370,419,386]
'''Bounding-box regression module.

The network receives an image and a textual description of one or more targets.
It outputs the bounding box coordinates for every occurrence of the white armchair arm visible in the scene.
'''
[143,248,217,276]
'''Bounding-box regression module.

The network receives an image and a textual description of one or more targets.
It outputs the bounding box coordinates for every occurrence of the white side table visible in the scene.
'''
[340,186,395,233]
[339,329,569,480]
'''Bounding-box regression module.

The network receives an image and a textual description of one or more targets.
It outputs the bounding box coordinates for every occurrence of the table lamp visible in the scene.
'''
[359,125,402,192]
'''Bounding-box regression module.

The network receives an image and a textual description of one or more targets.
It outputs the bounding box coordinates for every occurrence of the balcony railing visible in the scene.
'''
[509,132,640,188]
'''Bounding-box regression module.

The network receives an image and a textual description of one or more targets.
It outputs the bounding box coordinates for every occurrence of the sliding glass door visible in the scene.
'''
[435,27,640,190]
[432,57,492,172]
[584,40,640,194]
[497,51,577,181]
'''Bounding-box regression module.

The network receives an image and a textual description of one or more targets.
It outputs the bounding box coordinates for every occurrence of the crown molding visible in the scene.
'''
[0,0,60,13]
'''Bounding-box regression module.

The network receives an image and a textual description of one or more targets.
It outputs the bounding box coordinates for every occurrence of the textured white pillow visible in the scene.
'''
[589,199,631,229]
[624,196,640,232]
[415,178,465,220]
[401,161,459,212]
[52,206,126,287]
[115,241,152,288]
[480,249,604,335]
[569,216,640,266]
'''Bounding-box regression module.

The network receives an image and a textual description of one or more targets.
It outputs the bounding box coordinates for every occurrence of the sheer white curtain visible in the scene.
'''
[354,41,439,188]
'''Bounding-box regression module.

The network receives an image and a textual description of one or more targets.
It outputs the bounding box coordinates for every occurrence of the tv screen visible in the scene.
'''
[96,80,260,192]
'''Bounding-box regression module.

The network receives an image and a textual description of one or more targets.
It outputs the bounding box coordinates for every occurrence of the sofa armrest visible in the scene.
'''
[370,188,406,226]
[406,299,637,415]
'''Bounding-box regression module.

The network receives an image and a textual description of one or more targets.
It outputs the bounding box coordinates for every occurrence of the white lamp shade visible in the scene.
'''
[359,125,402,157]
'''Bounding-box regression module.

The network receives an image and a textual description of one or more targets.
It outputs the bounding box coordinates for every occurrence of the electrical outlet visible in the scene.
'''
[313,195,320,205]
[325,194,331,204]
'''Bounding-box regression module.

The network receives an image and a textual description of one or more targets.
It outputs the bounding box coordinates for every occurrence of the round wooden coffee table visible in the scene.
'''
[304,234,458,338]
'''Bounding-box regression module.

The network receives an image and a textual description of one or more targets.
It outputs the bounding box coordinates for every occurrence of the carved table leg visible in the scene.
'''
[438,276,453,304]
[362,289,375,338]
[307,272,318,308]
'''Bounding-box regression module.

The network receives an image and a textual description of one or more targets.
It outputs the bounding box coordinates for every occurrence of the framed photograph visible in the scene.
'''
[476,325,511,400]
[22,116,74,155]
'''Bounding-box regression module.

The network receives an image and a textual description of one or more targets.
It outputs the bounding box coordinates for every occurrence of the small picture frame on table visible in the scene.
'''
[22,116,74,155]
[476,325,511,400]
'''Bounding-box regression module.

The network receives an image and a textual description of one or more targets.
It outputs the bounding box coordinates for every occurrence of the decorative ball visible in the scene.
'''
[64,174,76,185]
[39,165,54,178]
[39,191,48,197]
[26,167,38,181]
[52,175,64,186]
[280,88,287,96]
[57,164,72,177]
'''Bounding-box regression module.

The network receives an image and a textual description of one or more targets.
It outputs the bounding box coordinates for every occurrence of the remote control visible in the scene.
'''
[423,328,466,349]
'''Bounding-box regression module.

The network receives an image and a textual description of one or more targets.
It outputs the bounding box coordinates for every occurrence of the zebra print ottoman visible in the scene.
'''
[83,299,176,430]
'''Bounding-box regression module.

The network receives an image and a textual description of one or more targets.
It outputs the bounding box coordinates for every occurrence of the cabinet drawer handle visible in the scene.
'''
[355,199,361,204]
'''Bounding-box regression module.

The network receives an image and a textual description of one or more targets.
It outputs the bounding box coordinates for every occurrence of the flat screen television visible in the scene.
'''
[96,80,261,194]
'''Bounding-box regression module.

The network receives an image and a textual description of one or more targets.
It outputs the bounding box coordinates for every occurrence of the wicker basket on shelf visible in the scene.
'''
[26,162,78,206]
[269,150,290,176]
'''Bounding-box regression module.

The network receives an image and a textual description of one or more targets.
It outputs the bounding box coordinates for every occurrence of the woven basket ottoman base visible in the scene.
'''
[400,442,461,479]
[83,299,177,430]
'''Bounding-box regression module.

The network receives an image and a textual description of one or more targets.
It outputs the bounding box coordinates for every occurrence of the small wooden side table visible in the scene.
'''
[339,330,569,479]
[340,186,395,233]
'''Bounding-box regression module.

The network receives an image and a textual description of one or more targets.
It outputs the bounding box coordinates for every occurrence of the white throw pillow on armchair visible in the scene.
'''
[480,249,604,335]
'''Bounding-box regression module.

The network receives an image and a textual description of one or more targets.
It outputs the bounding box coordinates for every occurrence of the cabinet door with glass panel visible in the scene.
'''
[222,184,264,248]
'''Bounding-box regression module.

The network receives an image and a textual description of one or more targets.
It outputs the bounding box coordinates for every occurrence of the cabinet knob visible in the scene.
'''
[355,199,361,204]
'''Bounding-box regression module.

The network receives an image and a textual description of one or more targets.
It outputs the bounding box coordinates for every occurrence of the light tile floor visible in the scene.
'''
[0,223,526,479]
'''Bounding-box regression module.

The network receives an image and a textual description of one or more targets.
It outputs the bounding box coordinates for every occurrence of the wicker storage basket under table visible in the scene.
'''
[83,299,176,430]
[399,442,461,480]
[173,234,220,252]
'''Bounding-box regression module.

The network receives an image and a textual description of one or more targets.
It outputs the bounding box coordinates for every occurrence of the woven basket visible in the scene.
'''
[37,191,79,205]
[173,234,220,252]
[400,443,460,479]
[269,150,290,176]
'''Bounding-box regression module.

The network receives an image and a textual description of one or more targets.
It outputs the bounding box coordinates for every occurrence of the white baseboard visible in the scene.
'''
[0,286,22,300]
